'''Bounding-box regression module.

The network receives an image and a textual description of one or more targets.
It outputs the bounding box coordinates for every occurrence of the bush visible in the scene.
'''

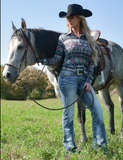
[27,88,43,100]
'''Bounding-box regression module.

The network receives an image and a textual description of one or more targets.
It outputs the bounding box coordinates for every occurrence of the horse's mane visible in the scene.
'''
[12,28,64,74]
[27,28,65,74]
[27,28,61,59]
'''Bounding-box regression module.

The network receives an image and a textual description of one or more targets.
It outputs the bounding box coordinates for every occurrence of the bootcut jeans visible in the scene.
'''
[58,69,107,151]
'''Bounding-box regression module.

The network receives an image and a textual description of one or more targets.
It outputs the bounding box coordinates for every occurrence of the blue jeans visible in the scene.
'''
[58,70,107,151]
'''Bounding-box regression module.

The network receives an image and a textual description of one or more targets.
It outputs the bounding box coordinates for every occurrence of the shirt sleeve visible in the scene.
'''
[86,57,94,84]
[40,35,64,66]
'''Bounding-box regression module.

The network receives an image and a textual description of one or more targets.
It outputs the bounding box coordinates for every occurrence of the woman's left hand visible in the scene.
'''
[84,82,91,91]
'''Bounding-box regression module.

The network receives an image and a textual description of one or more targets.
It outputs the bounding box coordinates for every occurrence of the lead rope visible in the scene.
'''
[16,66,94,111]
[17,79,93,110]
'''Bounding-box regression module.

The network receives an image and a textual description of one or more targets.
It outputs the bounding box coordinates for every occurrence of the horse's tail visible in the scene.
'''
[110,88,117,96]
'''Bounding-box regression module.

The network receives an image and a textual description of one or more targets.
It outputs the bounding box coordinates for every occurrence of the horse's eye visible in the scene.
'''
[17,45,23,50]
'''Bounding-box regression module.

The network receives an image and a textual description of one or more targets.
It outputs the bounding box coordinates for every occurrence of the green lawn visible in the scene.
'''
[1,94,123,160]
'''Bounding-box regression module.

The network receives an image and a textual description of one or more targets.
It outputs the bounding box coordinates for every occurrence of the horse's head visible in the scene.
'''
[2,18,36,83]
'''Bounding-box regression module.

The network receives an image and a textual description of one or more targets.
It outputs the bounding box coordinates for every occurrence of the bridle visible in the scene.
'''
[5,29,39,71]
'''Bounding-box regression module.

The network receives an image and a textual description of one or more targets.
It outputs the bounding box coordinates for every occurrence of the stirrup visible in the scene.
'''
[99,71,105,86]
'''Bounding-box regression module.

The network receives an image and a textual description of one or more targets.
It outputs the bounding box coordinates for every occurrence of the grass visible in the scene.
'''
[1,94,123,160]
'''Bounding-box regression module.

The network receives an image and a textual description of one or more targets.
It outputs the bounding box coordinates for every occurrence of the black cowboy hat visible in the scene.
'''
[59,4,92,18]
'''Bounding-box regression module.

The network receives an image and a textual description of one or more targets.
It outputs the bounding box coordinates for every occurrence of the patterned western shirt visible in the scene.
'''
[41,29,94,84]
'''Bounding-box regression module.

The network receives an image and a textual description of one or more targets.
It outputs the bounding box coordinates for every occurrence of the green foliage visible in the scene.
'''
[27,88,43,100]
[1,95,123,160]
[1,65,56,100]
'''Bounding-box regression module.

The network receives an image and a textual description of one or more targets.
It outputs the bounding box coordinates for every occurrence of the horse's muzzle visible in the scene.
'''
[2,68,19,83]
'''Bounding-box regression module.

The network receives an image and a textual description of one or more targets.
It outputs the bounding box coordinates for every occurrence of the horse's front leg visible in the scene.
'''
[77,98,88,143]
[98,88,115,134]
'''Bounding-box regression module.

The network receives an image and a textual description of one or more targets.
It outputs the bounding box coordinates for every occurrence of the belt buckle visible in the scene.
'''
[77,69,84,75]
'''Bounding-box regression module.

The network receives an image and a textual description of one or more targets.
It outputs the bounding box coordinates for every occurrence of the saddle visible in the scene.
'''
[91,30,109,54]
[91,30,114,90]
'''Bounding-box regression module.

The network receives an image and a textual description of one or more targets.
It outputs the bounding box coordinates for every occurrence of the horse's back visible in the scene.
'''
[108,41,123,55]
[109,41,123,81]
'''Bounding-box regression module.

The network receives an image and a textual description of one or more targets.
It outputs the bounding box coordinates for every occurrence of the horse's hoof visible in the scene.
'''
[77,140,87,153]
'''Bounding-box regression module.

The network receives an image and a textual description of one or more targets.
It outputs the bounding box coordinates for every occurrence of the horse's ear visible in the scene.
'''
[12,21,17,33]
[21,18,27,31]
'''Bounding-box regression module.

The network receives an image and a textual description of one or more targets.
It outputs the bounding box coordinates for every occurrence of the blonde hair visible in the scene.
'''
[67,15,98,66]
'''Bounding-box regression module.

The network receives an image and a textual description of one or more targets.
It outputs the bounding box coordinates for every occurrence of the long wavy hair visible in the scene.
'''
[67,15,98,66]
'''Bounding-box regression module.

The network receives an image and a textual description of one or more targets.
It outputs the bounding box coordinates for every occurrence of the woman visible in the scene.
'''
[41,4,107,153]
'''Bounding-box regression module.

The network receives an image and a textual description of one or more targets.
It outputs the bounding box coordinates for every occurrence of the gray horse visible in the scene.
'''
[2,19,123,142]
